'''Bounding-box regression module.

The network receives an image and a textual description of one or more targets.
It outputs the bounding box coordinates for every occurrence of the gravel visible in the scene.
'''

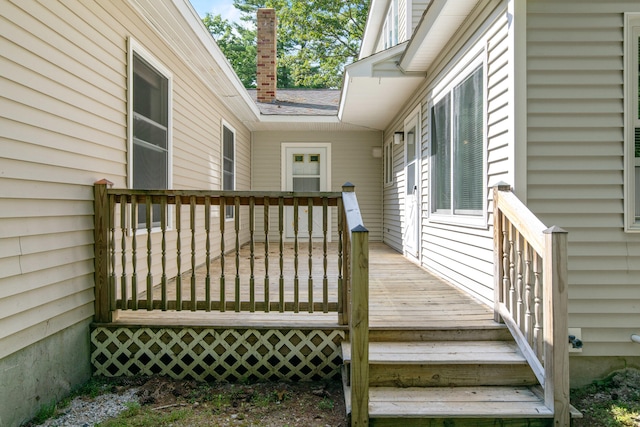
[31,388,140,427]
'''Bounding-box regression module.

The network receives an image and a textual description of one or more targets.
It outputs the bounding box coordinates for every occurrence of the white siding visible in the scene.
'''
[381,2,510,305]
[0,0,251,376]
[252,131,383,241]
[527,0,640,357]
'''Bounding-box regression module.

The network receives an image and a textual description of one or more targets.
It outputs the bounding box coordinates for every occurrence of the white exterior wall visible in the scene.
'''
[383,1,511,305]
[0,1,251,424]
[252,131,383,241]
[527,0,640,360]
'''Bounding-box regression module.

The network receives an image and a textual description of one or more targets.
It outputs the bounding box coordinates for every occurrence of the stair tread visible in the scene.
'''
[342,341,527,364]
[368,386,552,418]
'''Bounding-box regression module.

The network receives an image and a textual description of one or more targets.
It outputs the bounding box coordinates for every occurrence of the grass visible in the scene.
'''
[571,369,640,427]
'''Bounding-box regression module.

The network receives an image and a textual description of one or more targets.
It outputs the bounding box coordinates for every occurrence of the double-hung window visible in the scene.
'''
[626,16,640,230]
[129,40,172,227]
[430,64,484,221]
[222,124,236,219]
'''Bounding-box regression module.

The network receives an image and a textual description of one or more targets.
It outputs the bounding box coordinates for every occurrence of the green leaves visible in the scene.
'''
[204,0,369,89]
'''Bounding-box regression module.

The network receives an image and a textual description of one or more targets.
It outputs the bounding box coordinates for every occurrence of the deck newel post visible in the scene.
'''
[94,179,113,323]
[492,182,510,323]
[350,225,369,427]
[341,182,355,326]
[543,225,570,426]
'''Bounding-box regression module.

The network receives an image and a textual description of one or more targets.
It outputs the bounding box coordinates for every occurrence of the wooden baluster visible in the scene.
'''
[249,196,256,312]
[175,196,182,311]
[190,196,197,311]
[220,197,226,312]
[131,195,138,310]
[205,197,211,311]
[264,196,270,313]
[161,197,167,310]
[278,197,284,312]
[108,194,116,312]
[308,197,314,313]
[524,242,533,344]
[120,198,128,309]
[235,196,240,312]
[146,195,153,310]
[322,197,328,313]
[516,231,524,329]
[293,197,299,313]
[533,253,543,361]
[508,224,516,314]
[501,214,510,313]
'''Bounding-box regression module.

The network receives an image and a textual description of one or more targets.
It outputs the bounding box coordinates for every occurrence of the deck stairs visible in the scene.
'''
[342,324,555,426]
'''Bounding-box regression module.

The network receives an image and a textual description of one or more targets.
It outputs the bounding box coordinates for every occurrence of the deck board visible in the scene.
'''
[111,243,495,329]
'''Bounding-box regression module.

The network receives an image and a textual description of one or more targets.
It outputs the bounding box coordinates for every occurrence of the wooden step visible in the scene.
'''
[342,341,529,365]
[368,386,552,426]
[342,341,538,387]
[368,325,512,342]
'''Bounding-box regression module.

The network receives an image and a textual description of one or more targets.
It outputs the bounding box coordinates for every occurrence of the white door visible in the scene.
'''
[283,145,330,239]
[404,111,420,257]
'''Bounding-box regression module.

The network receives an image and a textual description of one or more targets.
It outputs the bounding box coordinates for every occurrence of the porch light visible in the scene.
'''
[394,131,404,145]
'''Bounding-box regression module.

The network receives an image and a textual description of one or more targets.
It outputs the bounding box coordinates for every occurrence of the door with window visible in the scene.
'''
[282,144,330,239]
[404,110,420,257]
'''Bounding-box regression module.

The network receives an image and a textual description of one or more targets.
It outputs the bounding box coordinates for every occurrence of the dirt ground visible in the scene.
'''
[107,376,347,426]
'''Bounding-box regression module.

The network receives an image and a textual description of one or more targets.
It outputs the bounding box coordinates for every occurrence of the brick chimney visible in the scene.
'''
[256,8,277,103]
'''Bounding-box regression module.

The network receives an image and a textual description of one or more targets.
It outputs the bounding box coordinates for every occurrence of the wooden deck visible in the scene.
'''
[111,243,494,329]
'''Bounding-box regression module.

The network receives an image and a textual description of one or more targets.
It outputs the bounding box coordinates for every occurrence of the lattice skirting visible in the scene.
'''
[91,326,345,382]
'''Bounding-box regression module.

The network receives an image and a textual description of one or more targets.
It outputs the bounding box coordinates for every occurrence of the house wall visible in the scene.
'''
[526,0,640,383]
[0,1,251,424]
[383,0,510,304]
[252,130,383,241]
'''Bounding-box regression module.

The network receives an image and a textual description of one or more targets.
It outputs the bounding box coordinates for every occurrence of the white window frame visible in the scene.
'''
[221,121,236,220]
[624,14,640,232]
[127,37,173,231]
[383,0,398,49]
[428,49,487,228]
[383,139,394,186]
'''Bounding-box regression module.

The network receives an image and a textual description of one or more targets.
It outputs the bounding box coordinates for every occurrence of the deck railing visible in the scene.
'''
[493,183,569,425]
[93,180,368,326]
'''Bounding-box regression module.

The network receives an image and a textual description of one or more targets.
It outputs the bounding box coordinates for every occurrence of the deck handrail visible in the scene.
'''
[492,183,569,425]
[340,183,369,427]
[94,181,348,322]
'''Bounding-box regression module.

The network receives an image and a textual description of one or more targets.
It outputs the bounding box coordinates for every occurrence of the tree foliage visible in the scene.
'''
[204,0,369,89]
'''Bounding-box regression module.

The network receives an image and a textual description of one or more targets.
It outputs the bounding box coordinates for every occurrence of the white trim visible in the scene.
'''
[127,37,173,191]
[427,47,488,229]
[625,14,640,232]
[403,105,422,258]
[221,120,236,221]
[280,143,332,192]
[510,0,527,201]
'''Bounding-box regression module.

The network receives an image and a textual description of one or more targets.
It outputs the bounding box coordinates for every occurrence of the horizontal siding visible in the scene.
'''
[252,130,383,241]
[0,0,252,363]
[527,0,640,359]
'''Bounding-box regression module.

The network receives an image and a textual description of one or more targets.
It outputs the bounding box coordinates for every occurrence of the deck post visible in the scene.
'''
[94,180,113,323]
[350,225,369,427]
[543,226,569,426]
[341,183,356,325]
[492,182,511,323]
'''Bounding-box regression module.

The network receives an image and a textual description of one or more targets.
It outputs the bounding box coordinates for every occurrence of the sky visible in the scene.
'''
[189,0,242,22]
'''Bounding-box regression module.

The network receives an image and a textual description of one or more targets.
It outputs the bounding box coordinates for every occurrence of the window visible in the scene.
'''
[129,41,171,227]
[626,16,640,230]
[383,0,398,49]
[384,141,393,186]
[430,65,484,218]
[222,124,235,219]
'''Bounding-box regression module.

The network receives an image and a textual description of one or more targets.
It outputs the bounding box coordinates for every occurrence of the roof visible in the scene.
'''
[247,89,340,116]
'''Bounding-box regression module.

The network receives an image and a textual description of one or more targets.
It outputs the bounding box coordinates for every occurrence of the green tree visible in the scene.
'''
[203,13,257,87]
[204,0,369,89]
